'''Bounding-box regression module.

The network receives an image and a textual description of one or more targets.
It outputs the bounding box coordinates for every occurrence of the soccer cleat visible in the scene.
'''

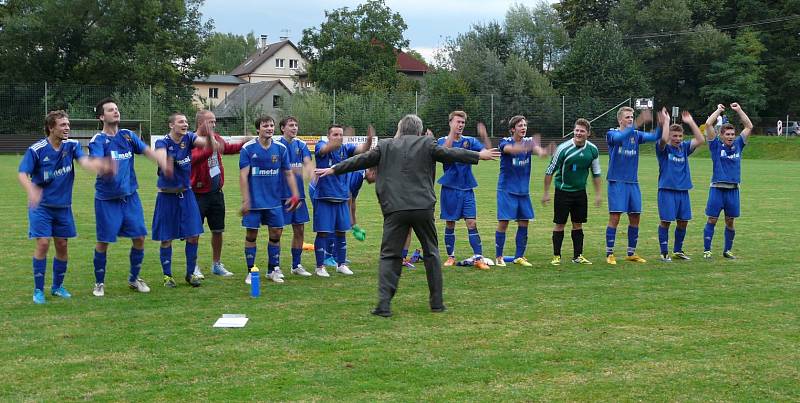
[315,266,330,278]
[703,250,713,259]
[245,272,252,285]
[409,249,422,264]
[185,274,202,287]
[660,254,672,262]
[163,276,177,288]
[302,242,315,251]
[291,264,312,277]
[51,286,72,299]
[672,251,691,260]
[33,289,46,304]
[624,255,647,263]
[129,278,151,293]
[92,283,105,297]
[550,255,561,266]
[212,262,234,277]
[402,259,416,269]
[336,264,354,275]
[572,255,592,265]
[193,265,205,280]
[606,254,617,265]
[512,257,533,267]
[267,270,285,283]
[443,256,456,266]
[495,257,507,267]
[723,250,737,259]
[274,267,285,279]
[323,257,338,268]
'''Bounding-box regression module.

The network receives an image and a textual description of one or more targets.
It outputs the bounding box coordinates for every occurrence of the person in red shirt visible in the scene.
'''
[190,110,252,278]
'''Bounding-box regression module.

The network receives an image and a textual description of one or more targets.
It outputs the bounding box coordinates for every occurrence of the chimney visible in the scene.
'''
[259,34,268,48]
[279,36,288,41]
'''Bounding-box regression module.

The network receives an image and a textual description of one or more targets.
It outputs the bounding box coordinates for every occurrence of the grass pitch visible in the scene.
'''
[1,152,798,401]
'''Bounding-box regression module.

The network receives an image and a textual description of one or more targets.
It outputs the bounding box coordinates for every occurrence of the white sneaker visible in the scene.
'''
[92,283,105,297]
[212,262,234,277]
[193,265,205,280]
[274,267,285,279]
[315,266,330,278]
[245,272,252,285]
[268,269,285,283]
[128,278,151,293]
[292,264,312,277]
[336,264,354,275]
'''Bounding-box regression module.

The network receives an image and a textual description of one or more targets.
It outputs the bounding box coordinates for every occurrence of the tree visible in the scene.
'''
[554,0,620,37]
[505,2,569,72]
[419,70,480,136]
[299,0,409,92]
[200,32,258,74]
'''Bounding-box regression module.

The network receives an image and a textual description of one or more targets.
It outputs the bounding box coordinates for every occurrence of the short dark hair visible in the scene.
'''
[95,97,116,119]
[254,116,274,130]
[669,123,684,133]
[327,124,343,134]
[720,123,735,135]
[45,110,69,135]
[280,116,298,132]
[574,118,591,132]
[508,115,526,134]
[168,112,186,125]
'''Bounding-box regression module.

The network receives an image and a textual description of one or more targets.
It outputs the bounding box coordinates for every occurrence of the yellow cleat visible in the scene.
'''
[624,254,647,263]
[443,256,456,267]
[606,254,617,265]
[572,255,593,265]
[495,257,507,267]
[512,257,533,267]
[550,255,561,266]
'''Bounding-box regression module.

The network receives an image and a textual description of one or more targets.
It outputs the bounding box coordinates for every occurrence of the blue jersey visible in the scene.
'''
[656,141,694,190]
[606,126,660,183]
[18,138,85,207]
[709,136,745,184]
[277,137,312,200]
[154,132,197,189]
[239,139,291,209]
[498,137,533,195]
[437,136,484,190]
[349,170,366,199]
[313,140,357,200]
[88,129,148,200]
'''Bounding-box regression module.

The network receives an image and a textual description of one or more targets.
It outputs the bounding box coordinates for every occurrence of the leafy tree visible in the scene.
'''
[554,0,620,37]
[419,70,481,136]
[299,0,409,92]
[505,2,569,72]
[200,32,258,74]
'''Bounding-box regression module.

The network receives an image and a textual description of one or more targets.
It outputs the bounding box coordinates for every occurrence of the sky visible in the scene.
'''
[200,0,538,63]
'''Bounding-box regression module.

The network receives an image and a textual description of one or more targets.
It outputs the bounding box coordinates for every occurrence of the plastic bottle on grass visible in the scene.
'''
[250,266,260,298]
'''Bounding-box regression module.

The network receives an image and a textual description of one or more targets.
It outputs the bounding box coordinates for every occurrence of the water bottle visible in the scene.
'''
[250,266,260,298]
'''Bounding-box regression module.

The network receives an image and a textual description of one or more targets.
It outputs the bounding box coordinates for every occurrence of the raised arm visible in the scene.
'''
[354,125,375,154]
[705,104,726,141]
[658,107,670,150]
[682,111,705,150]
[730,102,753,142]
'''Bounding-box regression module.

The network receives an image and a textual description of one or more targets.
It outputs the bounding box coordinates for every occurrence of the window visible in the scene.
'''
[208,87,219,99]
[273,95,282,108]
[289,59,298,69]
[275,58,285,68]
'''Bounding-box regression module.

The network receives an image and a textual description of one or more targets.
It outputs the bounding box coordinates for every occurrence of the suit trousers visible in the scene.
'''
[376,208,444,312]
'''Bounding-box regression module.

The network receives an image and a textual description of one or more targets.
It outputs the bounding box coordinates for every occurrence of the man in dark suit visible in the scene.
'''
[315,114,499,317]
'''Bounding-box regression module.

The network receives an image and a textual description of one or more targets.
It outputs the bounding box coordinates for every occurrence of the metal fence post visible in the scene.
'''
[562,95,565,137]
[415,91,418,115]
[44,82,48,114]
[333,89,336,124]
[490,94,494,137]
[148,85,152,137]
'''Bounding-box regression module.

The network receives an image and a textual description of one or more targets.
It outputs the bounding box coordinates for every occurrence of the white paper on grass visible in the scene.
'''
[213,314,249,328]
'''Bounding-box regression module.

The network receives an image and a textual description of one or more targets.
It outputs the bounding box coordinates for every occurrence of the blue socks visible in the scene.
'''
[627,226,639,256]
[605,226,616,256]
[326,236,336,260]
[245,246,257,270]
[704,222,715,251]
[267,243,280,272]
[335,234,347,264]
[291,247,302,269]
[402,248,408,259]
[160,246,173,276]
[444,227,455,257]
[724,228,735,252]
[93,250,107,283]
[185,242,198,277]
[52,258,67,289]
[33,257,46,290]
[658,226,669,255]
[515,227,528,259]
[495,231,506,258]
[314,234,326,267]
[468,228,482,256]
[129,248,144,282]
[674,228,686,253]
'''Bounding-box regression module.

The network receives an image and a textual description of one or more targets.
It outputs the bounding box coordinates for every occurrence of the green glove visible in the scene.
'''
[352,225,366,241]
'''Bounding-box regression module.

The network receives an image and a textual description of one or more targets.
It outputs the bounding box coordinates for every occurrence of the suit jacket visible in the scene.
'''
[332,135,480,215]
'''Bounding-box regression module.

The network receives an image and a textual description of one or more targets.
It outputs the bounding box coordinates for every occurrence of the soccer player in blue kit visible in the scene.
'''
[702,103,753,259]
[494,115,549,267]
[277,116,315,277]
[89,98,171,297]
[312,125,373,277]
[605,106,661,265]
[655,108,705,261]
[240,116,300,284]
[438,111,491,270]
[18,110,109,304]
[152,113,217,288]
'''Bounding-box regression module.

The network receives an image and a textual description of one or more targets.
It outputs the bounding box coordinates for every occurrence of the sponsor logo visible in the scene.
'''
[720,150,740,160]
[43,163,73,181]
[110,150,133,161]
[176,156,191,167]
[251,167,279,176]
[617,148,638,157]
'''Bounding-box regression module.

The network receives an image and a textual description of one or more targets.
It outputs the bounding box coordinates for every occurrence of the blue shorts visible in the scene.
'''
[95,193,148,243]
[497,191,534,221]
[28,205,76,239]
[151,191,204,241]
[440,187,477,221]
[312,199,350,233]
[607,181,642,214]
[705,187,740,218]
[283,199,310,225]
[242,208,285,229]
[657,189,692,221]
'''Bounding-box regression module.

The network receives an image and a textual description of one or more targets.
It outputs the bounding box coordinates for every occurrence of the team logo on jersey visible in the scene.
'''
[630,137,636,144]
[462,141,468,148]
[271,154,278,163]
[180,142,186,149]
[43,156,50,162]
[123,133,132,142]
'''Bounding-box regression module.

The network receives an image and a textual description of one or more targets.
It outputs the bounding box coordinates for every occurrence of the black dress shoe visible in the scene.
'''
[371,308,392,317]
[430,306,447,313]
